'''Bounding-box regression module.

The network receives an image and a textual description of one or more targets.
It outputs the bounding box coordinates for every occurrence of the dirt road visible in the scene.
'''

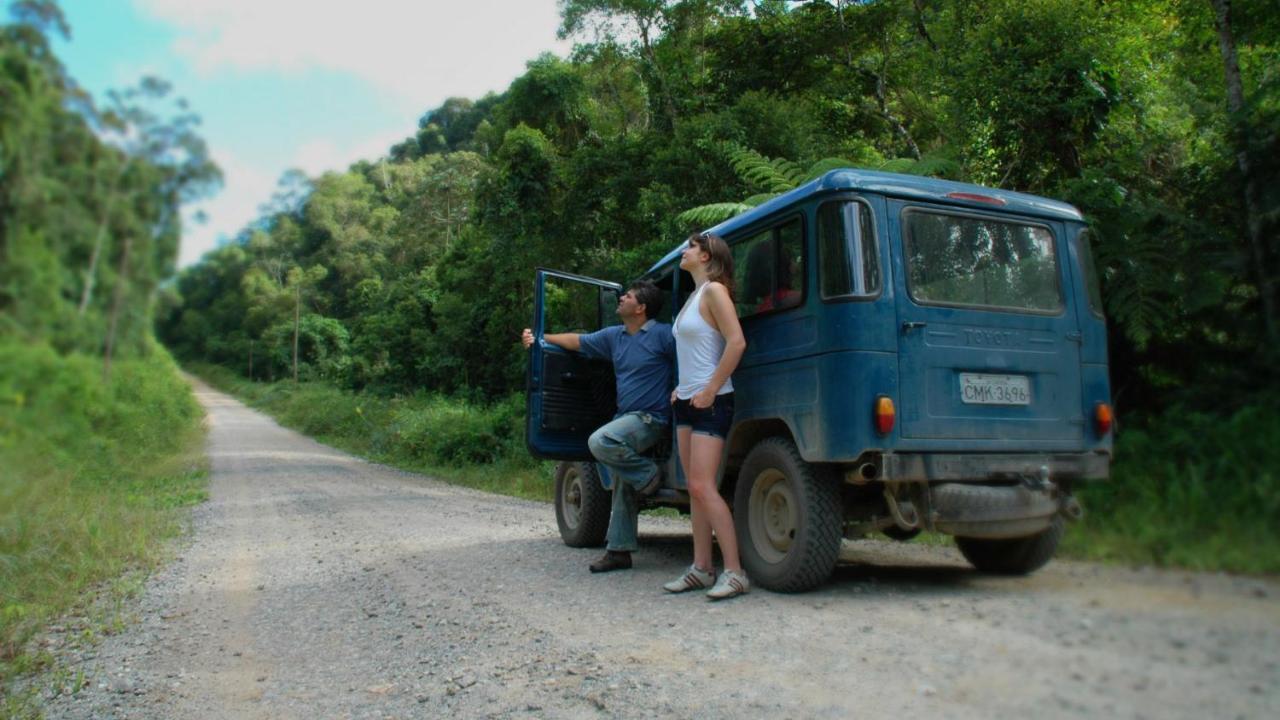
[40,381,1280,719]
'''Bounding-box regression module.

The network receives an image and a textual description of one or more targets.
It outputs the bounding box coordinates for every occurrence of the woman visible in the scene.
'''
[665,233,749,600]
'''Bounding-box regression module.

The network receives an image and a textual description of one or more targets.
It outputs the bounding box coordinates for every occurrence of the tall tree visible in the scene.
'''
[1209,0,1277,344]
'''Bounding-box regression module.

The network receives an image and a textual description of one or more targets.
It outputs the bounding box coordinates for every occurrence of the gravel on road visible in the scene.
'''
[34,380,1280,719]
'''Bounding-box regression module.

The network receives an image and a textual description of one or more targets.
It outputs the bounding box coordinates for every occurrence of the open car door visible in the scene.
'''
[525,269,622,460]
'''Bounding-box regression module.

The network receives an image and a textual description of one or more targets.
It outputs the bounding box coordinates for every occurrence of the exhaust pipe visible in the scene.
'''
[845,461,880,485]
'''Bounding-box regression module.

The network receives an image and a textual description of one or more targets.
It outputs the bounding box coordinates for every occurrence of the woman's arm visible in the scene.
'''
[692,282,747,407]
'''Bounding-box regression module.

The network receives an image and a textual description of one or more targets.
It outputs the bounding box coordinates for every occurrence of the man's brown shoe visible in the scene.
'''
[589,550,632,573]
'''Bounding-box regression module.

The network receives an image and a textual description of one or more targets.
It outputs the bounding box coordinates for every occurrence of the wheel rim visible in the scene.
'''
[748,468,797,564]
[562,468,583,529]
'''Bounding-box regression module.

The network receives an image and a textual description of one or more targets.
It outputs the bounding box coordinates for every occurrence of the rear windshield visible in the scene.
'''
[903,210,1062,313]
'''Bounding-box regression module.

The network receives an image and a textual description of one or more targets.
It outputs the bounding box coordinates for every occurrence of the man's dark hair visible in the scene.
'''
[629,280,664,320]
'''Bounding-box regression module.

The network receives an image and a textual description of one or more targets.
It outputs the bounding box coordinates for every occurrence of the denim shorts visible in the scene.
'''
[673,393,734,439]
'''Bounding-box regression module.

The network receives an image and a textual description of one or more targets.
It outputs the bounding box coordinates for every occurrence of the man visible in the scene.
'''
[522,280,674,573]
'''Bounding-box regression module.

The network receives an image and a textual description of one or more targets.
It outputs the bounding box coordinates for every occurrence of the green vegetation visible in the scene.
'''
[191,364,554,502]
[1,4,216,700]
[159,0,1280,420]
[1067,400,1280,574]
[0,340,207,685]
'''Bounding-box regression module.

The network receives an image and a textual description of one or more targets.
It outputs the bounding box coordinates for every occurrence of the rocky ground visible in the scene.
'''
[25,380,1280,719]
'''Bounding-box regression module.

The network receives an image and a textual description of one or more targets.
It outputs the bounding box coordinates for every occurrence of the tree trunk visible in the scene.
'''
[1210,0,1277,344]
[78,204,110,316]
[102,231,133,381]
[293,284,300,383]
[79,167,126,316]
[639,23,679,129]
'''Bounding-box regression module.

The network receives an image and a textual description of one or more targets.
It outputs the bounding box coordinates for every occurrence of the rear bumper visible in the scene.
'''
[880,452,1110,483]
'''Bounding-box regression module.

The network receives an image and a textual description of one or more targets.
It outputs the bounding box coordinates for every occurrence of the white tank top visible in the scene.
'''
[673,281,734,399]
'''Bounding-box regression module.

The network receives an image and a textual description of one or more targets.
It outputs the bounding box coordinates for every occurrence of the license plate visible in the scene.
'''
[959,373,1031,405]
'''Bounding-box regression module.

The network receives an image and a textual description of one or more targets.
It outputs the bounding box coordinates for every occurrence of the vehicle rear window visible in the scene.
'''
[903,211,1062,313]
[817,200,879,298]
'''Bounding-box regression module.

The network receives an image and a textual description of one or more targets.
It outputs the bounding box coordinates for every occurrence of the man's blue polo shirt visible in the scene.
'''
[578,319,675,422]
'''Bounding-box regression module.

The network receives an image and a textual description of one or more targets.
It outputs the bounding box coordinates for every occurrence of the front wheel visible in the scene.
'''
[955,516,1064,575]
[733,437,843,592]
[555,461,610,547]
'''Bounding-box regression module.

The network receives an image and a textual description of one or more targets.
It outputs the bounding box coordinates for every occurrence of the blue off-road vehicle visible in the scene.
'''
[526,169,1113,592]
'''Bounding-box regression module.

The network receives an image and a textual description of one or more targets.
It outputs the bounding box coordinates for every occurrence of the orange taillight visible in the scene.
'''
[1094,402,1113,437]
[874,396,896,436]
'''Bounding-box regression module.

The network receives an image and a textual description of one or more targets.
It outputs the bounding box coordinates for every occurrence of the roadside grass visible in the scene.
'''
[190,364,555,502]
[1062,400,1280,574]
[0,340,208,697]
[190,364,1279,575]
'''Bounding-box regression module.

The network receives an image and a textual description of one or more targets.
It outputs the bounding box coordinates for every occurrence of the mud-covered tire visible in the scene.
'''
[733,437,842,592]
[955,516,1064,575]
[555,461,610,548]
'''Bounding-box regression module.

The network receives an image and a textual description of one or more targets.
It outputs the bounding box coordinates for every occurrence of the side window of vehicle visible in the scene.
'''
[817,200,879,299]
[732,216,805,318]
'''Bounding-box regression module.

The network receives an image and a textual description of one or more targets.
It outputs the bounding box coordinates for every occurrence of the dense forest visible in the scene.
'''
[155,0,1277,422]
[1,1,220,364]
[2,1,216,680]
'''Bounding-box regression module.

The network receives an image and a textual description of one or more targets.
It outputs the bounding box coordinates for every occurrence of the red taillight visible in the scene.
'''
[1094,402,1113,437]
[874,396,895,436]
[945,191,1007,206]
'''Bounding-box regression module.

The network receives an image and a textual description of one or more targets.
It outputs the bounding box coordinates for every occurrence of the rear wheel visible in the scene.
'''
[555,462,610,547]
[955,516,1064,575]
[733,438,842,592]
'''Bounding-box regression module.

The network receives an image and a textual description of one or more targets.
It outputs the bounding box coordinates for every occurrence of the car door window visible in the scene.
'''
[732,216,805,317]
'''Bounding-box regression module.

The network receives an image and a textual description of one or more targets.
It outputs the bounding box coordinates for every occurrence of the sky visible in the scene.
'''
[52,0,572,267]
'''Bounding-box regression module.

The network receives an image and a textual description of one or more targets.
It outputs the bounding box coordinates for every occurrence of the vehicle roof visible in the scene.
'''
[645,168,1084,276]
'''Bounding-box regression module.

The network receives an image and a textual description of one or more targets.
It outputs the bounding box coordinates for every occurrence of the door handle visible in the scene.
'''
[560,371,577,382]
[902,321,927,332]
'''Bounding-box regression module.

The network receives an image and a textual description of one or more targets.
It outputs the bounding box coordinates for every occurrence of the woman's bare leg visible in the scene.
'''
[677,426,715,571]
[684,431,741,573]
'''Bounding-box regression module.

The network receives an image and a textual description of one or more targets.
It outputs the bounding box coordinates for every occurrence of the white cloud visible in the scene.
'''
[179,148,276,266]
[291,127,408,178]
[136,0,571,110]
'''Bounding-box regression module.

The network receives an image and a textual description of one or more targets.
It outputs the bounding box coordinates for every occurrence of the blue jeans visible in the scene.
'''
[587,411,667,553]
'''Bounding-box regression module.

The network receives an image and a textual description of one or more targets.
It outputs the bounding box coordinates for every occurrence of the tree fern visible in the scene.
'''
[676,203,754,227]
[724,145,805,194]
[801,157,864,182]
[900,153,962,178]
[679,143,957,231]
[742,193,779,207]
[1095,232,1175,349]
